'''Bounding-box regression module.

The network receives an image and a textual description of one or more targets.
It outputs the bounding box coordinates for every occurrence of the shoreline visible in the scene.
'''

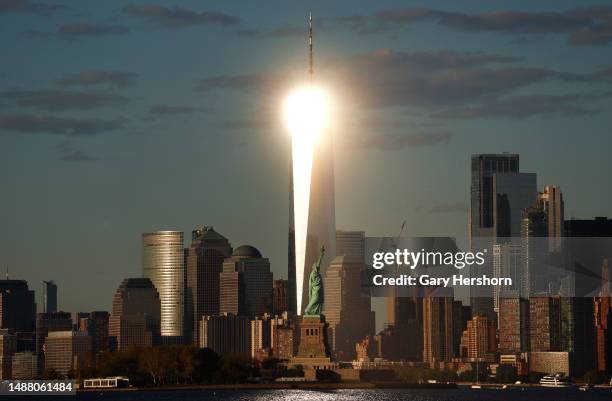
[78,382,612,393]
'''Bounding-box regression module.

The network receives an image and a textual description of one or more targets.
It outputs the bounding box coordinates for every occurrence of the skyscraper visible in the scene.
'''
[186,226,232,343]
[0,280,36,333]
[42,281,57,313]
[459,315,497,360]
[142,231,185,342]
[44,331,91,378]
[78,311,110,354]
[109,278,160,350]
[529,296,560,352]
[493,173,537,238]
[539,186,564,252]
[422,288,454,366]
[323,255,374,360]
[470,153,520,240]
[35,312,72,358]
[219,245,273,318]
[288,15,336,316]
[272,279,289,315]
[498,291,529,353]
[199,313,250,354]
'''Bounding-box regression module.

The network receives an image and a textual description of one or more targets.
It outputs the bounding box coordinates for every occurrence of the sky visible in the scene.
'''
[1,0,612,315]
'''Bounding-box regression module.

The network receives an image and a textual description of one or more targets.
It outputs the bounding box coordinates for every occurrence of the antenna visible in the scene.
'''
[309,12,313,80]
[5,265,8,280]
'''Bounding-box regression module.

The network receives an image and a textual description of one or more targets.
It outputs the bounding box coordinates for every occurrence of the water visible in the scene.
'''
[32,388,612,401]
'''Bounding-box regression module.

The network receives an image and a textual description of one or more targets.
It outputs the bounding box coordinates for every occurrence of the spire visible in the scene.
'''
[309,12,313,80]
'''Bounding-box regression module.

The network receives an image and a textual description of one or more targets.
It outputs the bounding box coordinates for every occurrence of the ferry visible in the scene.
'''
[539,373,572,387]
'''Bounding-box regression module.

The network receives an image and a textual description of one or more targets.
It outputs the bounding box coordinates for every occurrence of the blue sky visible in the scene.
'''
[1,0,611,313]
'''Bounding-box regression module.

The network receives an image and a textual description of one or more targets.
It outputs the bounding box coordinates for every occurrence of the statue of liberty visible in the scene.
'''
[304,246,325,316]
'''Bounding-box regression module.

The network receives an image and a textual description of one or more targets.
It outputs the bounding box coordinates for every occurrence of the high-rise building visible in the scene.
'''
[249,314,288,359]
[78,311,109,354]
[493,243,527,309]
[459,315,497,360]
[539,186,564,252]
[288,34,336,316]
[42,281,57,313]
[0,330,16,379]
[109,278,160,350]
[11,352,37,379]
[493,173,537,238]
[336,230,366,263]
[595,259,611,372]
[323,255,374,360]
[272,279,289,315]
[44,331,91,377]
[186,226,232,344]
[498,292,529,353]
[142,231,185,342]
[35,312,72,362]
[529,296,560,352]
[273,323,295,360]
[559,297,596,376]
[422,289,454,366]
[0,280,36,333]
[470,154,519,320]
[199,313,250,354]
[219,245,273,318]
[470,154,520,240]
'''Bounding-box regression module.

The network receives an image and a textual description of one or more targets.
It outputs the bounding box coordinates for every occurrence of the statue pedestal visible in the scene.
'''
[288,315,336,370]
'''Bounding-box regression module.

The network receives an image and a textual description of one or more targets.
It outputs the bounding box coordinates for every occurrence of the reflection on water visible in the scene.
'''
[51,388,612,401]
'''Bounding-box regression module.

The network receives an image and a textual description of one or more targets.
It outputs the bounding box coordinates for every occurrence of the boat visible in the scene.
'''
[539,373,572,387]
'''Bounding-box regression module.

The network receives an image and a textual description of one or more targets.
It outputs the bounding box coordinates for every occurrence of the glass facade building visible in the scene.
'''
[142,231,184,339]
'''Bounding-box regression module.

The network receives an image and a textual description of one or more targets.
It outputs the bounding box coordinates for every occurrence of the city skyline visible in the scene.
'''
[2,0,612,315]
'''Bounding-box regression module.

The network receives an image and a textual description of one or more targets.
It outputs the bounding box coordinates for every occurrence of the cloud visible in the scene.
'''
[149,105,201,115]
[414,201,468,214]
[346,131,453,151]
[0,114,124,136]
[57,70,138,88]
[123,5,240,29]
[195,73,284,94]
[0,0,65,16]
[58,23,130,38]
[57,141,98,161]
[434,93,604,119]
[333,49,554,108]
[1,89,128,111]
[338,6,612,46]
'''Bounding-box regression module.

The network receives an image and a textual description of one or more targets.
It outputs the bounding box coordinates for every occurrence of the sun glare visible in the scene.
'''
[284,85,329,141]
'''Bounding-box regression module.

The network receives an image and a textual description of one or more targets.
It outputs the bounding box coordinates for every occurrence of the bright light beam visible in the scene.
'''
[285,85,329,315]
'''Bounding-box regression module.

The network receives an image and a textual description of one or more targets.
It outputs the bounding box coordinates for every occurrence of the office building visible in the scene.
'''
[323,255,374,360]
[78,311,109,354]
[199,313,249,354]
[595,259,611,372]
[498,292,529,353]
[186,226,232,343]
[0,280,36,332]
[493,173,537,238]
[288,107,336,316]
[422,289,454,365]
[459,315,497,360]
[43,281,57,313]
[142,231,185,341]
[44,331,91,377]
[272,279,289,315]
[336,230,366,263]
[0,330,16,379]
[219,245,273,318]
[109,278,160,350]
[529,296,560,352]
[35,312,72,359]
[539,186,564,252]
[11,352,37,379]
